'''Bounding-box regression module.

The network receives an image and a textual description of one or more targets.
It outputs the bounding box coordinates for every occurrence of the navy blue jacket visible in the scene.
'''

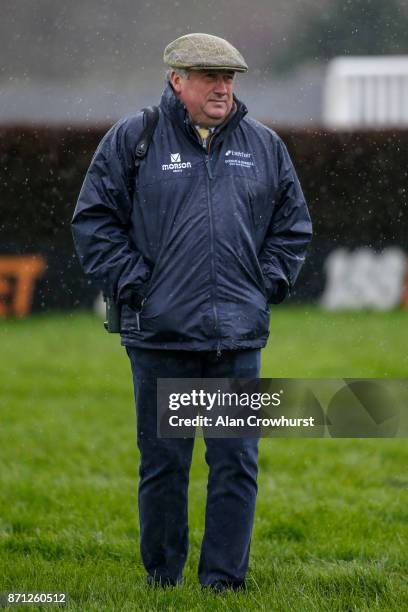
[72,83,312,351]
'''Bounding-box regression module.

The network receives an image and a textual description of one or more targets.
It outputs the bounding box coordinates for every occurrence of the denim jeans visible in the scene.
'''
[126,346,260,588]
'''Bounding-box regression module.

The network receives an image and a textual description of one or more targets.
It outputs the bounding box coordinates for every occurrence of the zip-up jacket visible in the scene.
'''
[71,83,312,351]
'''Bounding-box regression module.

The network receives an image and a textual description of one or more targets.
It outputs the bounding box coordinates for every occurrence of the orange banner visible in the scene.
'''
[0,255,47,317]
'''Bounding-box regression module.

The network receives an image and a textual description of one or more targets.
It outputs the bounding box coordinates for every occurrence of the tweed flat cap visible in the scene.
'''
[164,33,248,73]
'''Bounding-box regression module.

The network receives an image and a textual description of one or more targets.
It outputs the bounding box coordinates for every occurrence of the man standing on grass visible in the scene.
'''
[71,33,312,592]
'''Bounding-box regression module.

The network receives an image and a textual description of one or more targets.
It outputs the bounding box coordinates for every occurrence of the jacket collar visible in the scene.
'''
[159,82,248,147]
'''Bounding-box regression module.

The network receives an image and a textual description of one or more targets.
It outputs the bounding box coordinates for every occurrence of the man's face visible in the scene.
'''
[170,69,235,127]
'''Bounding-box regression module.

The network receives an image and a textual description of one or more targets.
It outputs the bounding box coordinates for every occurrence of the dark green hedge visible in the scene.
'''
[1,124,407,249]
[282,129,408,244]
[0,125,101,250]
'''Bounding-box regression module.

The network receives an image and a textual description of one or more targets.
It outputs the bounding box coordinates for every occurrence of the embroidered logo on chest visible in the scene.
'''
[162,153,192,173]
[225,150,254,168]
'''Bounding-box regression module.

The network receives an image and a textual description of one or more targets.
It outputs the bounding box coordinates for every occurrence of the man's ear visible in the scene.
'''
[170,70,183,94]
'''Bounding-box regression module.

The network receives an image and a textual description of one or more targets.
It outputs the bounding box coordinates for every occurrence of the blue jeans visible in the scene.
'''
[126,347,261,588]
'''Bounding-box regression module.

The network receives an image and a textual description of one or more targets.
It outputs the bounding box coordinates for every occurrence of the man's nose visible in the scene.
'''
[213,77,229,94]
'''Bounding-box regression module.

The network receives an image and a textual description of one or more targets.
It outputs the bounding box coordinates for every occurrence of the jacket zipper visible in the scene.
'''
[205,136,222,358]
[135,297,146,332]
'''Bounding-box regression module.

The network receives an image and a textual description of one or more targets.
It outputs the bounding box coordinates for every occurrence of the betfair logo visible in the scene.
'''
[225,150,251,158]
[162,153,192,173]
[225,149,254,168]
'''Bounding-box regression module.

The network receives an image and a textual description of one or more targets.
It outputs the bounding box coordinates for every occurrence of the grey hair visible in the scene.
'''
[165,68,189,82]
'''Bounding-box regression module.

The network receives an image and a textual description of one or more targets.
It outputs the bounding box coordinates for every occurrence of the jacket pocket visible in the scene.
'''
[120,301,146,333]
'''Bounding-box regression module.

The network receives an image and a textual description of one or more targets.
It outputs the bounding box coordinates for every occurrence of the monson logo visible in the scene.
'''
[162,153,192,173]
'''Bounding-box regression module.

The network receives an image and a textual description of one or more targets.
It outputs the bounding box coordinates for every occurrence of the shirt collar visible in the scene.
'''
[188,102,238,149]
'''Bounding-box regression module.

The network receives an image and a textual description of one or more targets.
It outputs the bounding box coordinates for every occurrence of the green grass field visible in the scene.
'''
[1,308,407,611]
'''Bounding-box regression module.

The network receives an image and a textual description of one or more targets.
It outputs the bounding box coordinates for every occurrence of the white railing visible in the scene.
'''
[323,56,408,128]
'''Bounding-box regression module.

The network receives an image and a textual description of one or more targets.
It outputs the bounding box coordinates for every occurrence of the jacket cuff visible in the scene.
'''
[116,259,152,306]
[263,275,290,304]
[117,287,147,308]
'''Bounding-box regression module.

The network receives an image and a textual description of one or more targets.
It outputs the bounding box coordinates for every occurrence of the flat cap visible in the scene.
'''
[164,33,248,73]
